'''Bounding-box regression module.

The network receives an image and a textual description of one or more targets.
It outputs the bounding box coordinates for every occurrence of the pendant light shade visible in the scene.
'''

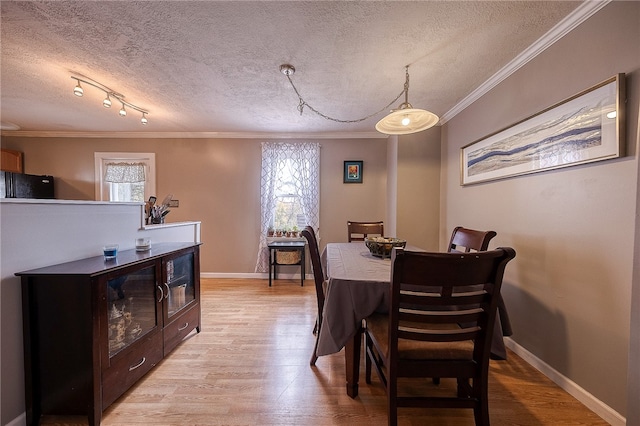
[375,67,439,135]
[375,106,439,135]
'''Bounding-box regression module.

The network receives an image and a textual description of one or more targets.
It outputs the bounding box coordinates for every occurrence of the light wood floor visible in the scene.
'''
[42,278,608,425]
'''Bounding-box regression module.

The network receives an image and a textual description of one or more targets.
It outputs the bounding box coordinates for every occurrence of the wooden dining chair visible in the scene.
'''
[447,226,509,361]
[347,220,384,242]
[301,225,326,366]
[448,226,497,253]
[364,247,516,426]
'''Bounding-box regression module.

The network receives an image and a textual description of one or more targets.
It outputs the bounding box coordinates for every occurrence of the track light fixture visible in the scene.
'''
[70,75,149,125]
[280,64,438,135]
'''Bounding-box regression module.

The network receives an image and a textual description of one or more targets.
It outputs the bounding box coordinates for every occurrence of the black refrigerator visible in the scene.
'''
[0,171,55,199]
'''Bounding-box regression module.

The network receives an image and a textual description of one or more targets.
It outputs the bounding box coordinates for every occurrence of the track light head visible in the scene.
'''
[141,112,148,125]
[119,104,127,116]
[73,80,83,97]
[103,94,112,108]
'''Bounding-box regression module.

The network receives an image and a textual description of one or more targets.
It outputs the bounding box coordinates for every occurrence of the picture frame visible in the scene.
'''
[460,73,626,186]
[344,160,363,183]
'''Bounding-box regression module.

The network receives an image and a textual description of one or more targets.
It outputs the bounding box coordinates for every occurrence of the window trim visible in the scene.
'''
[94,152,156,201]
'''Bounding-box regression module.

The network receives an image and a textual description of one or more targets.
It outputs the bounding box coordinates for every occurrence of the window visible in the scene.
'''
[272,159,306,231]
[94,153,156,202]
[255,142,320,273]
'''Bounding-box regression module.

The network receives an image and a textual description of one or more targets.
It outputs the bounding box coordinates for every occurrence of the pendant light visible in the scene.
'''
[280,64,437,135]
[375,66,439,135]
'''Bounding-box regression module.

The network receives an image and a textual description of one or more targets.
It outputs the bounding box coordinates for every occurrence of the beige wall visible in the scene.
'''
[0,136,389,273]
[441,2,639,419]
[397,128,441,251]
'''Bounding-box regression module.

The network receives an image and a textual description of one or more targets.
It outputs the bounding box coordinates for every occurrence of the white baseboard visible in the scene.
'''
[201,272,310,280]
[6,412,26,426]
[505,337,625,425]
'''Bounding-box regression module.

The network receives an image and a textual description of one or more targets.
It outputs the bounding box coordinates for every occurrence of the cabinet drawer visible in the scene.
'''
[102,331,163,408]
[164,304,200,354]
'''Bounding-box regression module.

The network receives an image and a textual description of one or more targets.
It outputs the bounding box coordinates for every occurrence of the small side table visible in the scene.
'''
[267,241,306,287]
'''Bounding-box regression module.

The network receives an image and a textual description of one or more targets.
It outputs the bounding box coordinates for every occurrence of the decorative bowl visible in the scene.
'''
[365,237,406,258]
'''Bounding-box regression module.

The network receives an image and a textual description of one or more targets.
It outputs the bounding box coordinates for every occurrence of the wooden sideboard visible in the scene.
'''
[17,242,201,425]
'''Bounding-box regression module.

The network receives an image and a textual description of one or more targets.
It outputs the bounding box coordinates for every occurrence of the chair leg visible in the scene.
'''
[474,400,490,426]
[473,373,490,426]
[310,329,320,366]
[365,334,372,384]
[457,378,472,397]
[387,383,398,426]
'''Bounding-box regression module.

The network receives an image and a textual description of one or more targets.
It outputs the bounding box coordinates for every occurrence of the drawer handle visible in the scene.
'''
[164,283,170,300]
[156,285,164,303]
[178,322,189,331]
[129,357,146,371]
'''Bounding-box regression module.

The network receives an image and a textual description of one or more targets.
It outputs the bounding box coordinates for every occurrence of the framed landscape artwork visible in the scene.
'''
[460,73,625,185]
[344,160,363,183]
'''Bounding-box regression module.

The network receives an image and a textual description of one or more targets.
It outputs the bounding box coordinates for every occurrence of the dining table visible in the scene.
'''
[316,242,512,398]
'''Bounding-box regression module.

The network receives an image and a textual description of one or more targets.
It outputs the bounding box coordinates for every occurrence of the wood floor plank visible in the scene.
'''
[39,278,608,425]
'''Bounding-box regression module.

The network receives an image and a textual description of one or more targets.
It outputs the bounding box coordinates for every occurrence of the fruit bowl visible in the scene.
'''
[365,237,406,258]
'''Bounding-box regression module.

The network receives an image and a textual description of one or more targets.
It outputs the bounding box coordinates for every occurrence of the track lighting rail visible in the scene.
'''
[71,75,149,125]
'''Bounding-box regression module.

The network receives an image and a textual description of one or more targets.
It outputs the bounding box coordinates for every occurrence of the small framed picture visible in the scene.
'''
[344,160,363,183]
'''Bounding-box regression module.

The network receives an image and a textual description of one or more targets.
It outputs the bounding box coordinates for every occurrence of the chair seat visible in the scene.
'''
[366,313,474,360]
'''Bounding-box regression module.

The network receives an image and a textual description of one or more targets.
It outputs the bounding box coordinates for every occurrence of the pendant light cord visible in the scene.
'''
[283,67,409,124]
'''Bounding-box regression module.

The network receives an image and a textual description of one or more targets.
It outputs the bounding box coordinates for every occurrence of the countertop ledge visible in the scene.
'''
[143,221,201,230]
[0,198,143,206]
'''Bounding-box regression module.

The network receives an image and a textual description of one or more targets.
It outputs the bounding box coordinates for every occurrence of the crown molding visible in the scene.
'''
[0,130,388,140]
[439,0,611,124]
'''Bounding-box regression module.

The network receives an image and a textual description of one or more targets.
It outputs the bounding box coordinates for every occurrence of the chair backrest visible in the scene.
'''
[448,226,497,253]
[389,247,515,364]
[347,220,384,242]
[301,226,325,323]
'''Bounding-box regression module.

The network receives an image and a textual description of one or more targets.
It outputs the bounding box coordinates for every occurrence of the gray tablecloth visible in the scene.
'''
[316,242,510,359]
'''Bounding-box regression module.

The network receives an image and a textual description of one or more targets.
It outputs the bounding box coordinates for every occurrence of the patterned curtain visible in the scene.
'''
[104,162,146,183]
[255,142,320,272]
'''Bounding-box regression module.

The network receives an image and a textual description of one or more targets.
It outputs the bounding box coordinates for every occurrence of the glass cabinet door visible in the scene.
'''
[106,264,159,357]
[165,251,195,319]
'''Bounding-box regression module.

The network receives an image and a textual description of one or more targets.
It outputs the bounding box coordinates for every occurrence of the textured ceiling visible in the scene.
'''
[0,1,585,136]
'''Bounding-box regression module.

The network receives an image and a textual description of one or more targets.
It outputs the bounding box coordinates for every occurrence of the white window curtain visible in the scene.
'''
[255,142,320,273]
[104,162,146,183]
